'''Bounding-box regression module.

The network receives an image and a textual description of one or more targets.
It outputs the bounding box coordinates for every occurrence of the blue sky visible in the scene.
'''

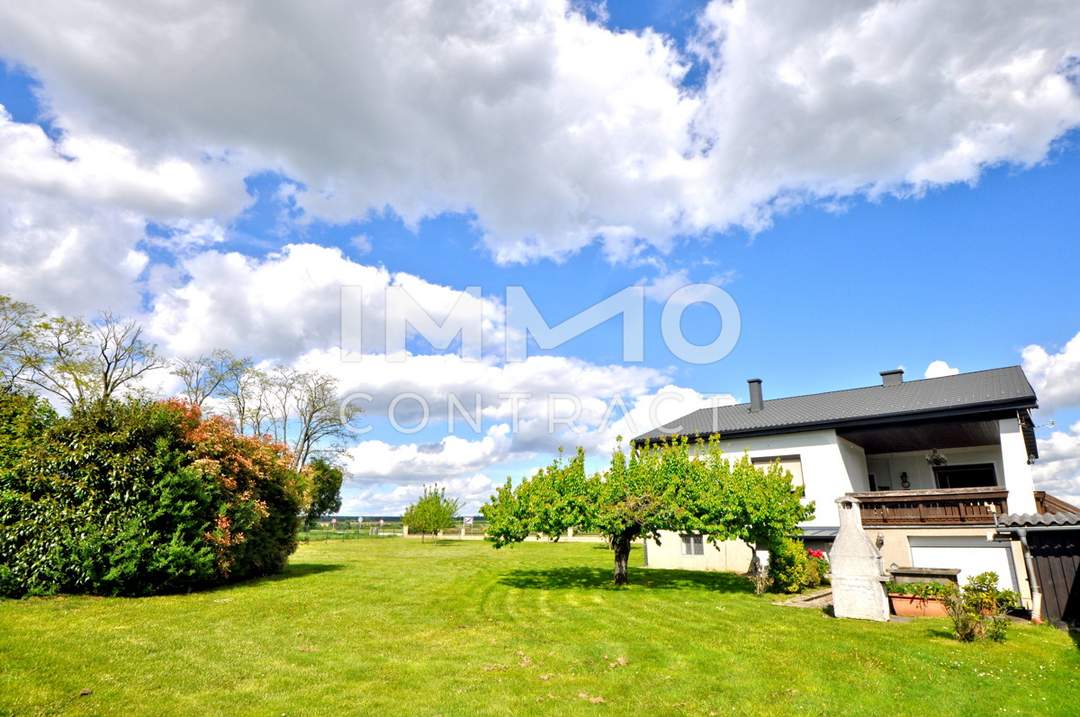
[2,0,1079,512]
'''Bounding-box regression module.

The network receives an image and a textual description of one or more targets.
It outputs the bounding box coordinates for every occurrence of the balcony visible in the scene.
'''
[849,487,1009,527]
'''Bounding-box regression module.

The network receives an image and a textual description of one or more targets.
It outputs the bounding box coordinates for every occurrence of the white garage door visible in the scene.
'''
[908,536,1019,592]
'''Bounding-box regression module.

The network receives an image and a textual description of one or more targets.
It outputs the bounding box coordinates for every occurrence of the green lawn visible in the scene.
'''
[1,539,1077,716]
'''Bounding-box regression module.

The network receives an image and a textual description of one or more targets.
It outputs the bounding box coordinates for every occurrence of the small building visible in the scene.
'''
[634,365,1076,610]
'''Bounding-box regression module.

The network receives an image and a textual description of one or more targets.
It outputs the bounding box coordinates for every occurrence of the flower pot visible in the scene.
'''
[888,594,949,618]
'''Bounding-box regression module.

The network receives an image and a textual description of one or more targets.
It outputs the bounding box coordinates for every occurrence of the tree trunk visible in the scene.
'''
[612,533,632,585]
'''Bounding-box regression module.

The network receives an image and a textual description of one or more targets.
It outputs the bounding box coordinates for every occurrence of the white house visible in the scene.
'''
[634,366,1072,608]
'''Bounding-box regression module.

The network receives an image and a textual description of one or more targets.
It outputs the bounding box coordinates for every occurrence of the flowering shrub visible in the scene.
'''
[0,395,302,597]
[768,539,828,593]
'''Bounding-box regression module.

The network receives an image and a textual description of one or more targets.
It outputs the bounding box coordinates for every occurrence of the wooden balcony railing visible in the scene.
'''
[849,487,1009,526]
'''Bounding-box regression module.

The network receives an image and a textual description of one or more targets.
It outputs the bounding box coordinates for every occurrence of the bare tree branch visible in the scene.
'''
[0,295,40,391]
[21,312,165,408]
[172,349,250,407]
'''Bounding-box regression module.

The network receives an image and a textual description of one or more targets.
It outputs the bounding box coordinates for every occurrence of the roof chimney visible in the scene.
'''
[748,378,763,412]
[880,369,904,387]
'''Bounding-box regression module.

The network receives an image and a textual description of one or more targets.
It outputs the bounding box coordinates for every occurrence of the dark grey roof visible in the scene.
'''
[636,366,1037,443]
[1000,512,1080,528]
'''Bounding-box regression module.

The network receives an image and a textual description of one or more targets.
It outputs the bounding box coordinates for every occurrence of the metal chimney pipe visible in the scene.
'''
[748,378,763,412]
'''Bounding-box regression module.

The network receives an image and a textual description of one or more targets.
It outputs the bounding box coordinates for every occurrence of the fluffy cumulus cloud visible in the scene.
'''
[1023,330,1080,503]
[1023,330,1080,412]
[1032,421,1080,506]
[299,349,698,456]
[924,360,960,379]
[146,242,505,360]
[344,426,514,483]
[0,107,245,312]
[691,0,1080,229]
[2,0,1078,269]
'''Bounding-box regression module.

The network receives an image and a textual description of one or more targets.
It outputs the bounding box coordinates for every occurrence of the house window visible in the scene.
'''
[681,534,704,556]
[934,464,997,489]
[751,455,804,487]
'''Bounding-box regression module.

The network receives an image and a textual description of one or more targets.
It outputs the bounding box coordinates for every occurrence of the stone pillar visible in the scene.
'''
[402,525,409,537]
[829,497,890,621]
[460,526,466,539]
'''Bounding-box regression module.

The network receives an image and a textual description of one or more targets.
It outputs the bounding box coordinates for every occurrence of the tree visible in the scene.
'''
[482,438,814,585]
[220,364,359,471]
[172,350,250,407]
[0,296,39,391]
[304,458,344,529]
[22,312,165,408]
[403,485,461,542]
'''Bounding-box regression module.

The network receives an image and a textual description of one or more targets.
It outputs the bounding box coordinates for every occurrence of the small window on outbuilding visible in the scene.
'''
[681,534,704,556]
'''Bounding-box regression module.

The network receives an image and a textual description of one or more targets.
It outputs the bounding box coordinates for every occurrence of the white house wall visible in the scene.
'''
[700,428,858,527]
[644,531,753,573]
[998,417,1037,514]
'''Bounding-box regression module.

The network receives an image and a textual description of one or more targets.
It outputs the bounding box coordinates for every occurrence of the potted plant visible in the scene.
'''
[885,580,955,617]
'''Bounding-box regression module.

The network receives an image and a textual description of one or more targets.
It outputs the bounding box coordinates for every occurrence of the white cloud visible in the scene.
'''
[1033,420,1080,507]
[1022,330,1080,412]
[340,474,498,516]
[298,347,678,448]
[691,1,1080,231]
[344,425,514,483]
[0,106,246,313]
[1,1,1076,264]
[145,243,505,360]
[924,360,960,379]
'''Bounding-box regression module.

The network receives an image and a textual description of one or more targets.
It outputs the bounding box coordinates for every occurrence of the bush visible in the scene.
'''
[0,395,303,597]
[768,539,826,593]
[944,571,1016,643]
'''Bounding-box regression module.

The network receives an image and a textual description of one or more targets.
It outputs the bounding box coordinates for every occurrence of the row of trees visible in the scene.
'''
[173,352,359,472]
[1,296,359,475]
[482,438,814,585]
[0,295,353,595]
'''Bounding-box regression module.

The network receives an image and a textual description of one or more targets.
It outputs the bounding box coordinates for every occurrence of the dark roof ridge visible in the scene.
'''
[727,364,1029,407]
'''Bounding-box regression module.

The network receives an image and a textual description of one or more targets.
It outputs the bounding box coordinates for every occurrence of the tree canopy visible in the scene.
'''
[482,438,814,585]
[304,458,344,529]
[403,485,462,541]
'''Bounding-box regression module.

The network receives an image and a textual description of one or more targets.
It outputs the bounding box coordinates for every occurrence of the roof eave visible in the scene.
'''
[632,396,1037,447]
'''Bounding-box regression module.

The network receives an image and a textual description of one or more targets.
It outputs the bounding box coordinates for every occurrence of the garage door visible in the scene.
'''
[908,536,1019,592]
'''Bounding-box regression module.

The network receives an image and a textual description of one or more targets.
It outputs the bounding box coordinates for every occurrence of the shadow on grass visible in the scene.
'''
[259,562,346,583]
[925,626,955,640]
[498,566,752,593]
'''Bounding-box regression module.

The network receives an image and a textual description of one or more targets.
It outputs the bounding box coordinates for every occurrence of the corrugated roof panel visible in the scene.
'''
[1000,512,1080,527]
[637,366,1037,442]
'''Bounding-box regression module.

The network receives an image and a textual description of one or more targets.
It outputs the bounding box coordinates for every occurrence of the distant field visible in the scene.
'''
[1,539,1077,716]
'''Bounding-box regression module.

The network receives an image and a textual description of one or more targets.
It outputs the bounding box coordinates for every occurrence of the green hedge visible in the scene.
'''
[0,394,302,597]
